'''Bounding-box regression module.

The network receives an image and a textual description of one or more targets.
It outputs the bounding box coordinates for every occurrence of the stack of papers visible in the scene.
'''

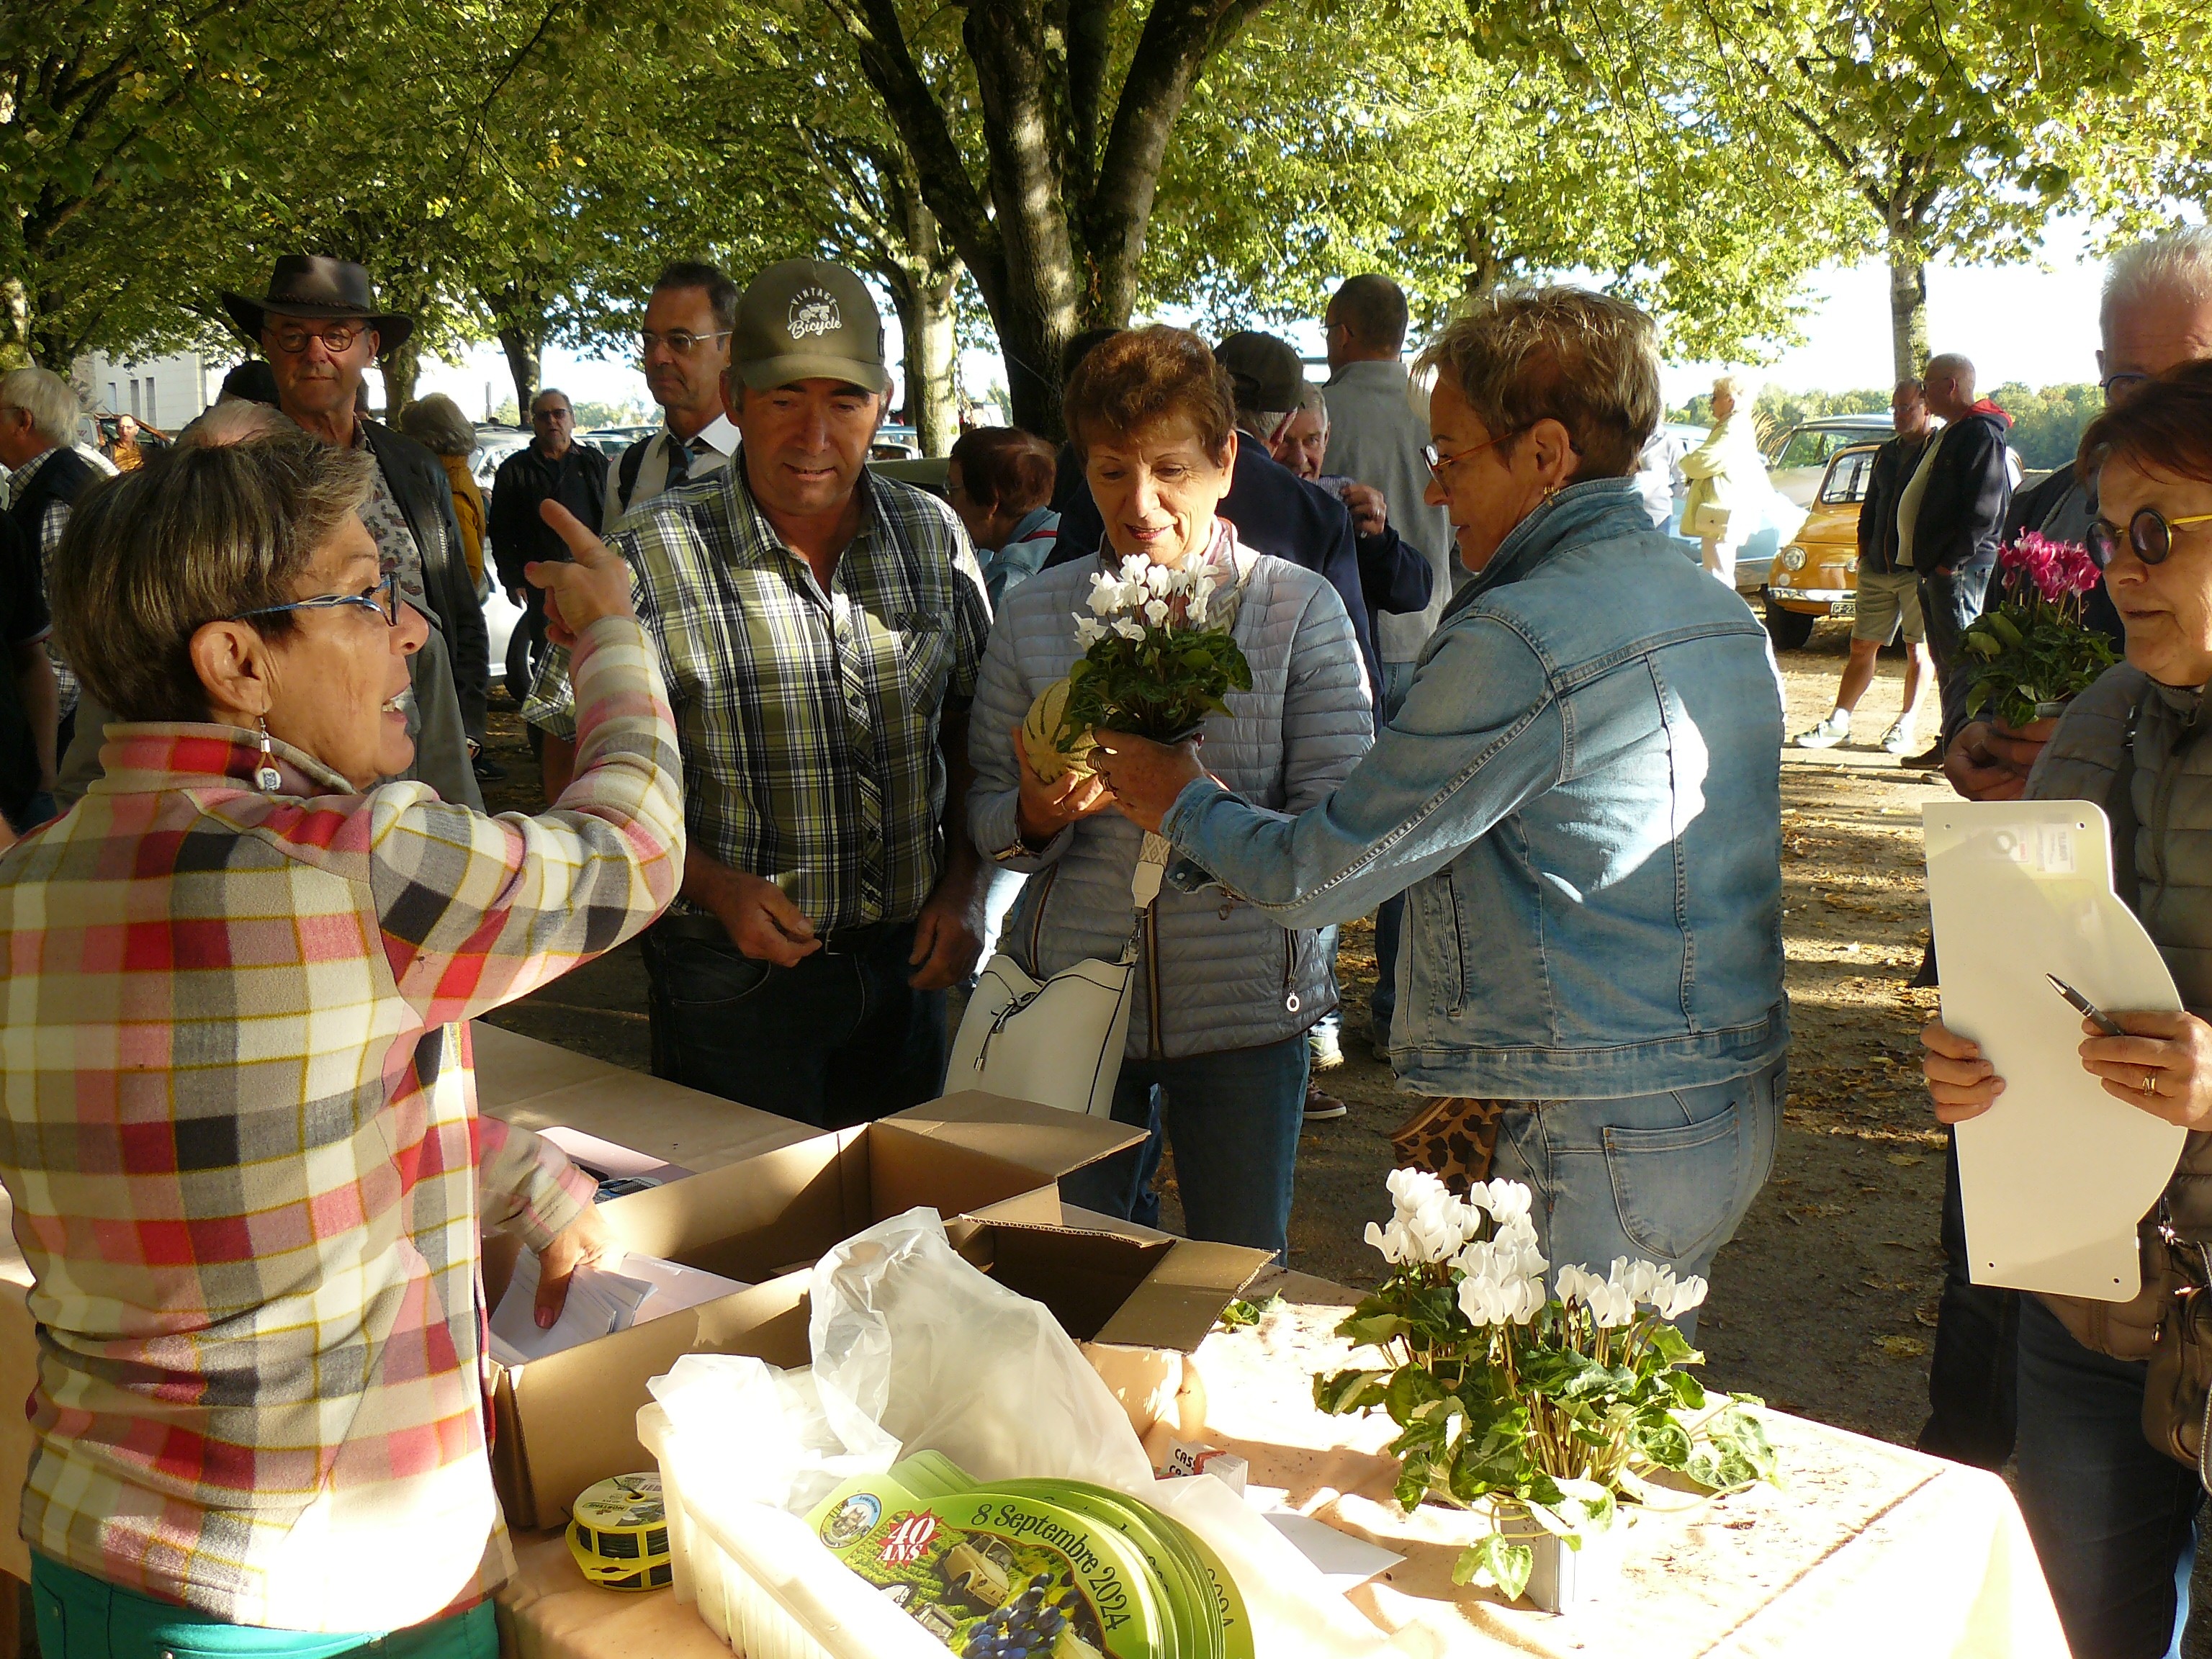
[488,1250,750,1369]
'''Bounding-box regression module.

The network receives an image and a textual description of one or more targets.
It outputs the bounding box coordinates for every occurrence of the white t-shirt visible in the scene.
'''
[1894,434,1943,570]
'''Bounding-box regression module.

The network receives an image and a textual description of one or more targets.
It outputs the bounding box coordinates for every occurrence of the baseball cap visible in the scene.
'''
[734,258,890,393]
[1214,331,1306,414]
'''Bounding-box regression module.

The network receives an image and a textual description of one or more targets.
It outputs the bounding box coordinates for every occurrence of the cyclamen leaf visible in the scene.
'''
[1454,1534,1534,1600]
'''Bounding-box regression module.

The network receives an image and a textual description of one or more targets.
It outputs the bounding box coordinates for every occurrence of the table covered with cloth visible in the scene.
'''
[492,1272,2067,1659]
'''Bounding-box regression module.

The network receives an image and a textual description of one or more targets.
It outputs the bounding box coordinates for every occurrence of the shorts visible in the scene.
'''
[1853,567,1925,646]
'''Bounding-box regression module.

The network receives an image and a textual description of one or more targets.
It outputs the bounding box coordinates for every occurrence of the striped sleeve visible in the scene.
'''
[369,613,685,1022]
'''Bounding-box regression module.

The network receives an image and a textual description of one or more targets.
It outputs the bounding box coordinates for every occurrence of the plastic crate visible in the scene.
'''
[637,1403,948,1659]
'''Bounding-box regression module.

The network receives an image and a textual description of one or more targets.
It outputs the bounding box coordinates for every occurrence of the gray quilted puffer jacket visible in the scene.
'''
[2030,664,2212,1360]
[968,538,1372,1058]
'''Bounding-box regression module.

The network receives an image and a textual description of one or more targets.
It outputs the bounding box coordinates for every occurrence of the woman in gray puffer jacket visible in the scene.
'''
[968,328,1370,1259]
[1923,361,2212,1659]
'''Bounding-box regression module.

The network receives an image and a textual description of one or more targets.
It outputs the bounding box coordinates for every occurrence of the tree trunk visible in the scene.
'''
[1887,246,1928,385]
[378,332,421,421]
[898,266,962,454]
[496,321,543,419]
[0,277,29,372]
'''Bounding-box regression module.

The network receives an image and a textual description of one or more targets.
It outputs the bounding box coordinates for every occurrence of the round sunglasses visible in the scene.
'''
[2087,506,2212,567]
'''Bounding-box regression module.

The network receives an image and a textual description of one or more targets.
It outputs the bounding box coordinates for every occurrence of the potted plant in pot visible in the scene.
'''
[1961,531,2116,729]
[1021,553,1251,783]
[1315,1170,1780,1611]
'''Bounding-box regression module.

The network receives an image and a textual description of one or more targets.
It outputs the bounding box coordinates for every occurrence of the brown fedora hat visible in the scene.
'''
[221,256,413,351]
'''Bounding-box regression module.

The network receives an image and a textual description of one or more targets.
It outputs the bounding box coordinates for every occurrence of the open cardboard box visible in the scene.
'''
[486,1100,1274,1529]
[486,1089,1146,1527]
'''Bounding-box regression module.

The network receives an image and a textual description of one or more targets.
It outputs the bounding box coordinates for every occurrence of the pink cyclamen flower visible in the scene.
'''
[2008,531,2098,601]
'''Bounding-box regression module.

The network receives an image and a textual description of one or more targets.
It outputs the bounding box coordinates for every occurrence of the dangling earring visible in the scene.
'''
[254,717,283,793]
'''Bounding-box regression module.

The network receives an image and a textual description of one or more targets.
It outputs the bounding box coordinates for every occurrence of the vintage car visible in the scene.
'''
[940,1532,1018,1611]
[1763,413,1894,507]
[1763,441,1882,649]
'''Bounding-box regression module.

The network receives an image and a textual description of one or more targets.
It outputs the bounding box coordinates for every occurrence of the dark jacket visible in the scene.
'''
[489,441,608,590]
[358,421,487,735]
[1911,403,2013,573]
[1856,430,1932,575]
[4,445,96,548]
[1047,433,1383,726]
[0,511,49,824]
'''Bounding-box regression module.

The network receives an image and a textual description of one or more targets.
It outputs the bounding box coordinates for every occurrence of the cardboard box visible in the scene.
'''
[471,1020,815,1174]
[486,1090,1148,1528]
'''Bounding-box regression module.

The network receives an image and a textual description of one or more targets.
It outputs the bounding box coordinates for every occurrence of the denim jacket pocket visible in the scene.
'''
[1601,1100,1743,1262]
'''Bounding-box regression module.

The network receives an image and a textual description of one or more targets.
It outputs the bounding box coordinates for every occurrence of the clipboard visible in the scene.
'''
[1923,799,2186,1300]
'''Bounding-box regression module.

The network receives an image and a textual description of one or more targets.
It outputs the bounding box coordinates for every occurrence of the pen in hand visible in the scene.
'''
[2047,973,2128,1038]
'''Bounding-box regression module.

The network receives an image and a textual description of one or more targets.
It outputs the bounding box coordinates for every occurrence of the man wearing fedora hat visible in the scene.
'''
[526,258,992,1131]
[218,256,487,809]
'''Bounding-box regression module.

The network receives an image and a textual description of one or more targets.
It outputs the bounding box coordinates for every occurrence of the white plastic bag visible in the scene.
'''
[647,1352,898,1515]
[808,1206,1156,1492]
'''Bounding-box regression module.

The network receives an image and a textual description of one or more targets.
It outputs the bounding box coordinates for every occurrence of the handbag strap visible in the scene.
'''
[1118,833,1171,966]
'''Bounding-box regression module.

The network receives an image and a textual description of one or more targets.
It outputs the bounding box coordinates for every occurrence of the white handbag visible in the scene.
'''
[947,833,1169,1117]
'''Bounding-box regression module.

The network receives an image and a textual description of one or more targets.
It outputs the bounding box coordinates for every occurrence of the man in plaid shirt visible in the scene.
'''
[0,426,683,1647]
[527,259,991,1130]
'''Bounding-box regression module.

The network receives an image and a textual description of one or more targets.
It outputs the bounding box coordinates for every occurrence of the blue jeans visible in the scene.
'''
[1368,660,1420,1041]
[640,917,948,1130]
[1487,1059,1784,1340]
[31,1554,498,1658]
[1918,559,1993,695]
[1918,1128,2018,1468]
[1058,1035,1310,1260]
[2016,1295,2200,1659]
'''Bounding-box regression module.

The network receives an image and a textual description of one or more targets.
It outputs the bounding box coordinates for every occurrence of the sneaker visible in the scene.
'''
[1309,1023,1344,1072]
[1304,1084,1349,1121]
[1794,714,1851,750]
[1881,721,1915,757]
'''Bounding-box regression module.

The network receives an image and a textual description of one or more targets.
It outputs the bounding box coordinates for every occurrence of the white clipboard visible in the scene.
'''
[1923,799,2186,1300]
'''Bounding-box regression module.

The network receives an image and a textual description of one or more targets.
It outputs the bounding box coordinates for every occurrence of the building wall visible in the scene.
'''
[71,351,222,433]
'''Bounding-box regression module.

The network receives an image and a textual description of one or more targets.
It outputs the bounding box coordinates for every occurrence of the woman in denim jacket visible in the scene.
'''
[1096,289,1788,1318]
[968,328,1371,1261]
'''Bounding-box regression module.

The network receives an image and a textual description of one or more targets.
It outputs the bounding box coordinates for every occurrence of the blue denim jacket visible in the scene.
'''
[1162,477,1789,1099]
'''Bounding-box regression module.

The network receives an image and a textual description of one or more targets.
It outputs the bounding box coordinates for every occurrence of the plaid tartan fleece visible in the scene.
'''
[0,616,683,1631]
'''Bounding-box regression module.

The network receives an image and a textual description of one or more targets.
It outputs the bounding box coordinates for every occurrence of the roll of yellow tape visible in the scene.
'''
[567,1473,673,1592]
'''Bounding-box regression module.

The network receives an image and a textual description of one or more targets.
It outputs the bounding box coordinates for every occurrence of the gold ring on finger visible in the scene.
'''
[2143,1071,2159,1095]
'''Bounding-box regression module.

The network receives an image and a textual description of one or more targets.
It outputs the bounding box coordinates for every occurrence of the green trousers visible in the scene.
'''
[30,1555,498,1659]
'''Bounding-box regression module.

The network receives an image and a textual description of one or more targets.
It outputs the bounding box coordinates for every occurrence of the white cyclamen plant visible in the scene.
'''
[1320,1169,1779,1601]
[1044,553,1252,757]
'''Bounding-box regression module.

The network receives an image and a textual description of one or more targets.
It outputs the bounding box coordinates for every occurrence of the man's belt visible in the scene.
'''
[652,912,903,957]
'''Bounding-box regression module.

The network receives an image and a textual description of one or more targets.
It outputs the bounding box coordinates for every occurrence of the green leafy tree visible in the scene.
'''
[812,0,1281,434]
[1148,1,1843,361]
[1467,0,2149,381]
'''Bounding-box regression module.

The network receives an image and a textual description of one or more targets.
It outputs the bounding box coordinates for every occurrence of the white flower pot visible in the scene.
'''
[1496,1506,1631,1613]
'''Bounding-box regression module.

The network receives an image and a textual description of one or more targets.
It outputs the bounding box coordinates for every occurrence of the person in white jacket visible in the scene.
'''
[1678,374,1771,587]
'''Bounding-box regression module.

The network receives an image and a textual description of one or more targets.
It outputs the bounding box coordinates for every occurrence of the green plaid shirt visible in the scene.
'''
[525,455,990,932]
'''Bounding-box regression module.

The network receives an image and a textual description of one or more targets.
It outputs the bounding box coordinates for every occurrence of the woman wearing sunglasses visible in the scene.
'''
[0,429,682,1657]
[1922,359,2212,1657]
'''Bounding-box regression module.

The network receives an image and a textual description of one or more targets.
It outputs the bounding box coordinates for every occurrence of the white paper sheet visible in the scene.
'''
[487,1251,752,1369]
[1265,1512,1407,1593]
[1924,799,2187,1299]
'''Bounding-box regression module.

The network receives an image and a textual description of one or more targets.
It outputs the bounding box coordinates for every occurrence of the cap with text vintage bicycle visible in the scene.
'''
[734,259,889,394]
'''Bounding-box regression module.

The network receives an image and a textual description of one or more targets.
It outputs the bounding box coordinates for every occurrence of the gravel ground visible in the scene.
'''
[478,618,1955,1447]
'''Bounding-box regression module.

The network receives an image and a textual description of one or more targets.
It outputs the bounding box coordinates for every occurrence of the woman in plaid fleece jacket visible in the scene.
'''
[0,424,683,1655]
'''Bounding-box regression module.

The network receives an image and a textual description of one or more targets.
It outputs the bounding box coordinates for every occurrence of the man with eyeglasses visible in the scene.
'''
[606,261,741,529]
[215,256,486,810]
[492,389,607,706]
[1946,227,2212,804]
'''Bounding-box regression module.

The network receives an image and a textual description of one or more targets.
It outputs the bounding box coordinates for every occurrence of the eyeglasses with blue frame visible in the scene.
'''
[230,570,400,626]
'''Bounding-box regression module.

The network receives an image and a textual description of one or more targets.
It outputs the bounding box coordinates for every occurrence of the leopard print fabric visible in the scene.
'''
[1391,1096,1506,1195]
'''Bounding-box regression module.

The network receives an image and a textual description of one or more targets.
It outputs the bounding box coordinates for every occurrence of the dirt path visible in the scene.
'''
[477,620,1955,1446]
